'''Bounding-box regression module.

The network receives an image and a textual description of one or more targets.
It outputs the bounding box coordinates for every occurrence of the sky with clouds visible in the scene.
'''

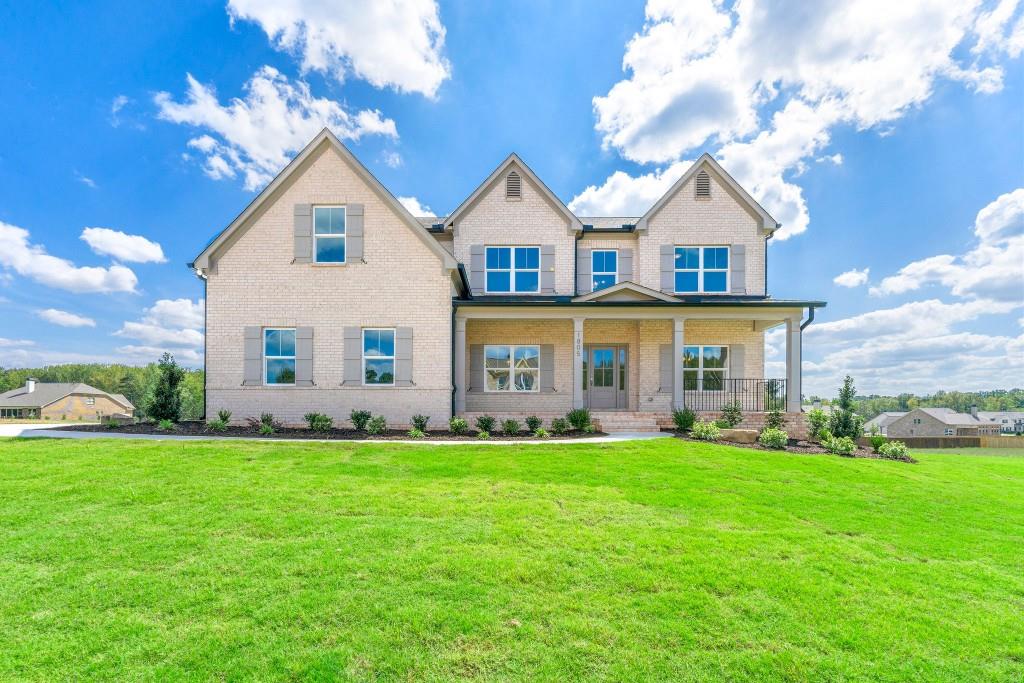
[0,0,1021,397]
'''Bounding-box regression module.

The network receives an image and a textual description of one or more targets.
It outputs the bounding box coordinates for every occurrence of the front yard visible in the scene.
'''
[1,438,1022,681]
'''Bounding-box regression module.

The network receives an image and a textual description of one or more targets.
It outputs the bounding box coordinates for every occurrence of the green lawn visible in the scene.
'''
[1,438,1022,681]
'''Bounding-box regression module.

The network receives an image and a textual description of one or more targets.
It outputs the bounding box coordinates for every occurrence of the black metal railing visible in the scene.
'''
[683,378,787,413]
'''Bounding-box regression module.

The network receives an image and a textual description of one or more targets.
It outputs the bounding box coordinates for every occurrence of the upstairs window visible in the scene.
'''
[85,397,95,406]
[485,246,539,293]
[485,345,539,392]
[674,246,729,293]
[264,328,296,385]
[683,345,728,391]
[592,249,618,291]
[313,206,346,263]
[695,170,711,198]
[363,329,395,386]
[506,171,521,199]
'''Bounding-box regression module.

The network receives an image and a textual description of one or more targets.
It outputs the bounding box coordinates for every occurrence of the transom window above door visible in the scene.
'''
[313,206,346,263]
[592,249,617,291]
[485,246,539,293]
[683,345,728,391]
[674,246,729,293]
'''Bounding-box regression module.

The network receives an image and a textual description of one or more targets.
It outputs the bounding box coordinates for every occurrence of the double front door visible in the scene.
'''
[584,345,627,410]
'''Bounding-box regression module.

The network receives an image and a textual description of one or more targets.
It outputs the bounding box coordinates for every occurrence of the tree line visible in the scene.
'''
[807,388,1024,420]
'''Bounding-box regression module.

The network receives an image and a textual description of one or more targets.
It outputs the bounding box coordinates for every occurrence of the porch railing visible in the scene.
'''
[684,378,787,413]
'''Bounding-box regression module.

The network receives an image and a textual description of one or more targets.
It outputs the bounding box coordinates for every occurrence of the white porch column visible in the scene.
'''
[572,317,585,409]
[672,317,685,410]
[786,315,802,413]
[454,316,467,414]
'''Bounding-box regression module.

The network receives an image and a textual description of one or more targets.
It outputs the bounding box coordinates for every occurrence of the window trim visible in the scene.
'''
[484,246,541,294]
[264,327,297,386]
[483,344,541,393]
[313,205,347,264]
[673,245,730,294]
[591,249,618,291]
[85,397,96,406]
[682,344,730,392]
[362,327,396,387]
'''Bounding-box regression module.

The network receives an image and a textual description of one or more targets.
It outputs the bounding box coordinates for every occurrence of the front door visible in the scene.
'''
[587,346,625,409]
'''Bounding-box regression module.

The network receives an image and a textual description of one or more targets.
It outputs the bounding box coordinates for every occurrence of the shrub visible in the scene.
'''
[550,417,569,435]
[672,408,696,431]
[691,420,721,441]
[477,431,490,440]
[713,419,731,429]
[104,418,120,429]
[61,414,66,420]
[448,416,469,435]
[366,416,387,435]
[304,412,334,432]
[206,419,228,432]
[824,434,857,456]
[146,353,184,422]
[828,375,865,440]
[720,402,743,427]
[868,427,887,453]
[501,419,521,436]
[407,428,425,439]
[350,410,372,431]
[525,415,542,432]
[411,414,430,431]
[475,415,496,433]
[156,419,175,432]
[534,427,550,439]
[879,440,909,460]
[258,423,274,436]
[217,409,232,424]
[566,408,592,431]
[764,408,786,430]
[758,427,789,449]
[807,408,829,441]
[583,424,596,434]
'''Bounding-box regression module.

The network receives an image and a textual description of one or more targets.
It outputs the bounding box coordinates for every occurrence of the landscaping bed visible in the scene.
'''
[663,430,917,462]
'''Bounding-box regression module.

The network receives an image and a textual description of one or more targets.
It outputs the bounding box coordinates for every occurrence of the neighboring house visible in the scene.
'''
[190,129,825,428]
[886,407,1001,438]
[864,412,906,436]
[0,378,134,420]
[977,411,1024,434]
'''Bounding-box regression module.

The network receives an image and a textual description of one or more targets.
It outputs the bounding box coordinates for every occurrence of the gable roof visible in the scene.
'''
[0,383,135,410]
[443,153,583,233]
[573,281,678,303]
[190,128,457,272]
[636,153,780,234]
[864,412,906,427]
[911,407,988,426]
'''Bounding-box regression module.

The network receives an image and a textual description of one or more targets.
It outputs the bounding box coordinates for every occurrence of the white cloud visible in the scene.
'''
[816,153,843,165]
[397,196,433,215]
[36,309,96,328]
[80,227,166,264]
[142,298,204,329]
[226,0,450,98]
[75,172,97,188]
[115,345,202,364]
[155,66,398,191]
[110,95,129,127]
[0,337,34,348]
[382,151,403,168]
[833,267,870,288]
[113,298,204,350]
[569,160,690,216]
[0,221,138,294]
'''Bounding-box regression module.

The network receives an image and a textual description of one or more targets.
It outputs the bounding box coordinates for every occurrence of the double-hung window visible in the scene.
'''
[264,328,296,385]
[682,345,728,391]
[85,397,95,406]
[944,428,955,436]
[363,329,395,386]
[485,246,539,293]
[674,246,729,293]
[592,249,617,291]
[313,206,346,263]
[484,345,539,392]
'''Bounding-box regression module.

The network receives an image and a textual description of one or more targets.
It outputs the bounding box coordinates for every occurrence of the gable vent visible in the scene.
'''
[695,170,711,198]
[506,171,522,199]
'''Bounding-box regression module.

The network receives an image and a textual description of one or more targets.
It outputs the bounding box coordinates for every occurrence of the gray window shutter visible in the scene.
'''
[295,327,313,386]
[619,248,633,283]
[729,344,745,380]
[243,327,263,386]
[342,327,362,386]
[577,248,592,294]
[469,344,484,392]
[347,204,364,262]
[540,344,554,393]
[395,327,413,386]
[660,245,675,293]
[294,204,312,263]
[730,244,746,294]
[470,245,485,295]
[658,344,672,393]
[541,245,555,293]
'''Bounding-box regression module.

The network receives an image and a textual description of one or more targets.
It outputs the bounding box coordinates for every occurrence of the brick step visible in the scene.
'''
[592,412,664,433]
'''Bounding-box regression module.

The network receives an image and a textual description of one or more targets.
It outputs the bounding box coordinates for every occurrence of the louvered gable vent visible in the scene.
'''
[695,170,711,198]
[506,171,522,199]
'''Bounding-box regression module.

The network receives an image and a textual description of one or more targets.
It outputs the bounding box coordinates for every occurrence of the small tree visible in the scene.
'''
[828,375,865,440]
[145,353,184,422]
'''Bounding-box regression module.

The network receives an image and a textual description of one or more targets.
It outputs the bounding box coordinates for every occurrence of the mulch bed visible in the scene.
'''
[663,430,917,463]
[52,421,604,441]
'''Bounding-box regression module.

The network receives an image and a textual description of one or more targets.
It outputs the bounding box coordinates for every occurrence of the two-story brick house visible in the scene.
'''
[191,129,825,432]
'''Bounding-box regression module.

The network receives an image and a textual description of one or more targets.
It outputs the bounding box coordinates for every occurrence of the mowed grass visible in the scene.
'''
[1,438,1022,682]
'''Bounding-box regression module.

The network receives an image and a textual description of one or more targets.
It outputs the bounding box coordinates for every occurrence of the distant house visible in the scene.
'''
[886,407,1001,438]
[977,411,1024,434]
[864,412,906,436]
[0,378,134,420]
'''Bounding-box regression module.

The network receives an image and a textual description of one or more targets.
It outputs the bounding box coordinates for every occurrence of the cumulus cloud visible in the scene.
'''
[80,227,166,263]
[0,221,138,294]
[833,267,870,288]
[36,308,97,328]
[155,66,398,191]
[114,345,203,364]
[570,160,691,216]
[114,298,205,349]
[226,0,450,98]
[397,196,433,215]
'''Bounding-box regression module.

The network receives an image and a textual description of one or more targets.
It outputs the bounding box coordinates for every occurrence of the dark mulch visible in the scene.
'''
[53,421,604,441]
[663,430,917,463]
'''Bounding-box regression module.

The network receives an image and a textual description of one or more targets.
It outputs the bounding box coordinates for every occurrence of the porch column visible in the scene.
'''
[454,316,467,414]
[572,317,585,409]
[672,317,685,410]
[786,315,802,413]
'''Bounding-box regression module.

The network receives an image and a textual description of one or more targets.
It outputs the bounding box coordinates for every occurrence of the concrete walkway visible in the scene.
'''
[0,423,669,445]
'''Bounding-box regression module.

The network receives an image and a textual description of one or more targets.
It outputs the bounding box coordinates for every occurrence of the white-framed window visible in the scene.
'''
[85,397,95,406]
[592,249,617,291]
[484,345,539,392]
[674,246,729,293]
[944,428,955,436]
[913,418,921,424]
[485,246,539,293]
[683,345,728,391]
[264,328,296,385]
[313,206,346,263]
[363,328,395,386]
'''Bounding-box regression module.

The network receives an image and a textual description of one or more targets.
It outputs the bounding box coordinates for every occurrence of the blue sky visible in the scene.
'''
[0,0,1021,397]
